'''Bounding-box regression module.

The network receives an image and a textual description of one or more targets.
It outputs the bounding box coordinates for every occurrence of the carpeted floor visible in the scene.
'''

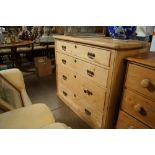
[24,71,90,129]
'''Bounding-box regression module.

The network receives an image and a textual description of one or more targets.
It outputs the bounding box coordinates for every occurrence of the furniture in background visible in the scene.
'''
[116,52,155,129]
[0,68,70,128]
[54,35,149,128]
[0,40,33,68]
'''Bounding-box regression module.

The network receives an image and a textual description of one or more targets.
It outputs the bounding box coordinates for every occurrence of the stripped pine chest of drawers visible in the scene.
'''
[54,35,149,128]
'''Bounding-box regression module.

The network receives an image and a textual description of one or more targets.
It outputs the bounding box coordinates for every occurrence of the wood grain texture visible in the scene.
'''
[121,89,155,128]
[54,35,150,50]
[127,52,155,68]
[125,63,155,101]
[116,111,150,129]
[56,52,109,88]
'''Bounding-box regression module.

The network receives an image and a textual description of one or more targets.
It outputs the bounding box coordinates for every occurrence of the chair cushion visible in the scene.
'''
[42,122,71,129]
[0,103,55,128]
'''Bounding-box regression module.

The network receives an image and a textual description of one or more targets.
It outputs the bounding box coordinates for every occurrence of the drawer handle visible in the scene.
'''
[62,45,66,51]
[87,69,94,77]
[84,89,93,96]
[85,109,91,116]
[88,52,95,59]
[75,45,77,48]
[134,104,143,113]
[62,59,66,64]
[63,91,67,96]
[74,59,77,63]
[140,79,150,88]
[62,75,67,80]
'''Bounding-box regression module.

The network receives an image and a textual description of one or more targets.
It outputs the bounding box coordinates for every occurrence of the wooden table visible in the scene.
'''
[35,39,55,57]
[0,40,34,68]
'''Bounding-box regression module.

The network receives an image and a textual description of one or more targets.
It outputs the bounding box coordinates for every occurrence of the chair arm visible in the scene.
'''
[0,68,25,90]
[0,103,55,128]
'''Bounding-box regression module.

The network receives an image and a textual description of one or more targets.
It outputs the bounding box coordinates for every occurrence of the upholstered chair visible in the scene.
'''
[0,68,70,129]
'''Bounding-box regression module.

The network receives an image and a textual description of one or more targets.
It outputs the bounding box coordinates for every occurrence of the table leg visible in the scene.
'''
[11,47,21,68]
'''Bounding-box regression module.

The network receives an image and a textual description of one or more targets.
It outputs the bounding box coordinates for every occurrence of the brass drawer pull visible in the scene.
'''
[140,78,150,88]
[62,75,67,80]
[63,91,67,96]
[74,59,77,63]
[85,109,91,116]
[87,69,94,77]
[62,45,66,51]
[88,52,95,59]
[62,59,66,64]
[84,89,93,96]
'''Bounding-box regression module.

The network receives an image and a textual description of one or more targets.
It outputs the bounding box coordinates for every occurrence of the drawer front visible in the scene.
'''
[126,63,155,101]
[56,52,109,88]
[57,83,79,109]
[121,89,155,128]
[57,83,103,128]
[57,65,106,112]
[77,105,103,128]
[55,40,74,54]
[73,44,111,67]
[116,111,149,129]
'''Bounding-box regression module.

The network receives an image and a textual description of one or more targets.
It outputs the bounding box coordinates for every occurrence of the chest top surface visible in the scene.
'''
[54,35,150,50]
[127,52,155,68]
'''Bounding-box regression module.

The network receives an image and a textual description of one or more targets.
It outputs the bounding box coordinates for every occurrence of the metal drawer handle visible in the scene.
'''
[62,45,66,51]
[62,59,66,64]
[85,109,91,116]
[88,52,95,59]
[87,69,94,77]
[62,75,67,80]
[63,91,67,96]
[84,89,93,96]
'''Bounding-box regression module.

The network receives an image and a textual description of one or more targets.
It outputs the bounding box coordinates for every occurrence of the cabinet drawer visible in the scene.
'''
[78,105,103,128]
[57,65,106,112]
[55,40,74,54]
[126,63,155,101]
[116,111,149,129]
[57,83,78,108]
[121,89,155,128]
[57,83,103,128]
[73,44,111,67]
[56,52,109,88]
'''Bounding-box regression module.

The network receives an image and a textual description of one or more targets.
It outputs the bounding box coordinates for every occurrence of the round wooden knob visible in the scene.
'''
[140,79,150,88]
[134,104,143,113]
[128,126,134,129]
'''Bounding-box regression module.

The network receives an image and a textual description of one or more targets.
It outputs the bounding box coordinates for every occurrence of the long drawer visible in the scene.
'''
[57,83,103,128]
[57,64,106,112]
[116,111,149,129]
[121,89,155,128]
[125,63,155,101]
[56,52,109,88]
[56,40,111,67]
